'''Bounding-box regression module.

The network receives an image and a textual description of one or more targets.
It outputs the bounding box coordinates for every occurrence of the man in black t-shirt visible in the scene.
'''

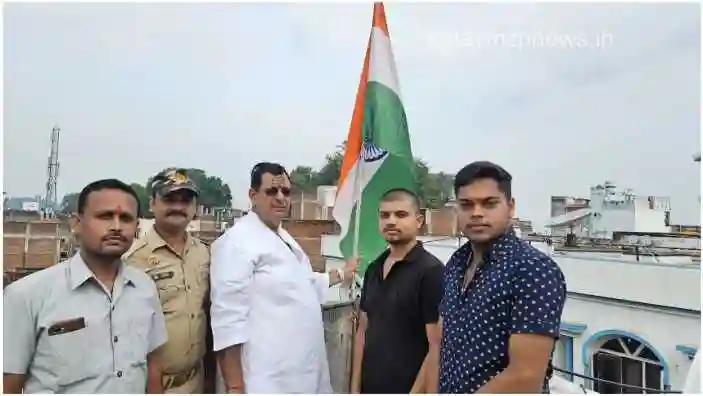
[350,188,444,394]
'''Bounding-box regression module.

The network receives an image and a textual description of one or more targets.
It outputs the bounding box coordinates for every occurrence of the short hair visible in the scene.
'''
[77,179,141,216]
[380,188,422,212]
[250,162,290,190]
[454,161,512,199]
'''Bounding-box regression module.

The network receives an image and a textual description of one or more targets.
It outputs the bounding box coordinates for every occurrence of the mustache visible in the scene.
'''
[166,210,188,217]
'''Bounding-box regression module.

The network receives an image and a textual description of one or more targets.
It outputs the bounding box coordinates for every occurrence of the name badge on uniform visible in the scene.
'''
[47,317,86,336]
[151,271,174,282]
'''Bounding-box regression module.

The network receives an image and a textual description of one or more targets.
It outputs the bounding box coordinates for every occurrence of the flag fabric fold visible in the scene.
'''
[332,2,417,276]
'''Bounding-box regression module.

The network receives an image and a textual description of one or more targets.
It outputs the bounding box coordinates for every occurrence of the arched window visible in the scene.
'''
[592,336,663,393]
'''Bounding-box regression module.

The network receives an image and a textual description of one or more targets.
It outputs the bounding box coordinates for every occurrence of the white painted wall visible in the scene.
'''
[564,295,700,391]
[634,207,669,234]
[550,251,700,311]
[591,208,635,238]
[322,235,700,311]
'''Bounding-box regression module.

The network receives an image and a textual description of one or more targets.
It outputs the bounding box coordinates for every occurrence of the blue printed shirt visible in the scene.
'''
[439,230,567,393]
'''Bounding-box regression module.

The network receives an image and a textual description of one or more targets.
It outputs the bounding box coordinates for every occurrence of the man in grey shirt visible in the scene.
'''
[3,179,168,394]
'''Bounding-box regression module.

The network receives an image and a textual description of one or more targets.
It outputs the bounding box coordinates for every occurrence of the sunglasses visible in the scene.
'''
[264,186,291,197]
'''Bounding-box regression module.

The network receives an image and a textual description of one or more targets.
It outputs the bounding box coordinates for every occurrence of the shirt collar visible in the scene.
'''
[68,253,135,290]
[248,210,283,232]
[374,240,426,266]
[145,226,196,255]
[456,228,519,263]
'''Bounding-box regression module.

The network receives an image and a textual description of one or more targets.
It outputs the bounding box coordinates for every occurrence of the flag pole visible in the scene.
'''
[347,148,364,393]
[350,150,364,295]
[352,152,363,258]
[347,4,382,391]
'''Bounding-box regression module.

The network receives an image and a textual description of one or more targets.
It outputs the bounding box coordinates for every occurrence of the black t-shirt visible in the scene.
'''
[359,241,444,394]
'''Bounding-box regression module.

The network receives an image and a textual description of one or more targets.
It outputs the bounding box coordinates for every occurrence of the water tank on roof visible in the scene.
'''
[317,186,337,207]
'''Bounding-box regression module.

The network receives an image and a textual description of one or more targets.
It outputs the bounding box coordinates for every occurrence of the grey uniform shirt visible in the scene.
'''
[3,253,168,394]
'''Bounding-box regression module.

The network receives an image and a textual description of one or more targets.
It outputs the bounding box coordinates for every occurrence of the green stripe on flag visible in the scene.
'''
[340,82,417,275]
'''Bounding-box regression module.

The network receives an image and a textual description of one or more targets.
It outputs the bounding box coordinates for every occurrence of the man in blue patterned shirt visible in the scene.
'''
[433,161,566,394]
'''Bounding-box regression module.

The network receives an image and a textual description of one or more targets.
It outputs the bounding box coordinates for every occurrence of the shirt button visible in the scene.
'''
[113,336,119,343]
[117,371,123,378]
[190,314,195,318]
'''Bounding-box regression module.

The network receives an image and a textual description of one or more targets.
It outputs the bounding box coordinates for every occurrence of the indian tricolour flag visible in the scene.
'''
[332,2,417,277]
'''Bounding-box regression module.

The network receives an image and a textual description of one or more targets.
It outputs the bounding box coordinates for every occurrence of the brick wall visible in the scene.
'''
[198,219,218,232]
[3,211,42,222]
[3,221,61,271]
[4,238,25,270]
[193,230,220,245]
[30,221,62,235]
[283,219,336,237]
[5,221,28,235]
[282,219,336,272]
[26,239,59,268]
[426,208,459,236]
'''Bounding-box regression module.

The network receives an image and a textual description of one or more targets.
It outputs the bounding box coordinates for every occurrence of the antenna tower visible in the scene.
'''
[44,125,60,213]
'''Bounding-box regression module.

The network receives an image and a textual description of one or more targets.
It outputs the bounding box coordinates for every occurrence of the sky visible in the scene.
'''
[3,2,701,227]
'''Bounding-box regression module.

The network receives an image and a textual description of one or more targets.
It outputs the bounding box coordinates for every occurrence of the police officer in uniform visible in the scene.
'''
[124,168,211,394]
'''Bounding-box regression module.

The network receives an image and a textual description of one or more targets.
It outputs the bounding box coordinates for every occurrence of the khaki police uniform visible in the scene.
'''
[3,254,168,394]
[124,227,210,393]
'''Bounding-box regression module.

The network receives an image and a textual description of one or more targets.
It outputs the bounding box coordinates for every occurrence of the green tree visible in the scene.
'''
[314,142,345,187]
[433,171,454,204]
[421,170,454,208]
[414,158,432,206]
[60,168,232,217]
[59,193,80,214]
[295,141,452,209]
[146,168,232,210]
[129,183,151,218]
[290,166,317,192]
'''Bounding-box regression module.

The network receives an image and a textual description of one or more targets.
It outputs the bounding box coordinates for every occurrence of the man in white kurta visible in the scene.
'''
[210,162,357,394]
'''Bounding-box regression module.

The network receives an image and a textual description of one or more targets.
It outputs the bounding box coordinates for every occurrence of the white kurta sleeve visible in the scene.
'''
[311,272,330,304]
[210,237,256,352]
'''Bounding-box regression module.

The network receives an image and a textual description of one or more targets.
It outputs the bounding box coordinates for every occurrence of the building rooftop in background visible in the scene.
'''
[4,196,41,211]
[547,181,678,239]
